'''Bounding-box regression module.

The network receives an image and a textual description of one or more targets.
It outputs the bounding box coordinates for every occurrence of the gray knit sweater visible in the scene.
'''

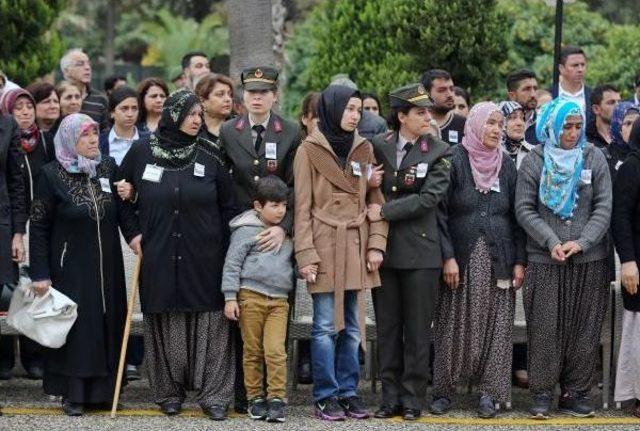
[221,210,294,300]
[515,144,612,265]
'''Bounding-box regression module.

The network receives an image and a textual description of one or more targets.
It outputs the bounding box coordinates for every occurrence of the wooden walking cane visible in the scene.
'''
[111,254,142,418]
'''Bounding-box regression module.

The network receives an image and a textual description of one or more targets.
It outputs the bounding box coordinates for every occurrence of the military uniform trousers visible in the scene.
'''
[373,268,439,410]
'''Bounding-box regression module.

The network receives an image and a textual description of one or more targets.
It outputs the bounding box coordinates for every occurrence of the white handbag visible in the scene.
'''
[6,277,78,348]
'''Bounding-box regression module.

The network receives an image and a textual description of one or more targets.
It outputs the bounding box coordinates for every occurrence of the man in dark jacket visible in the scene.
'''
[60,49,108,130]
[420,69,466,146]
[507,69,540,145]
[586,84,621,148]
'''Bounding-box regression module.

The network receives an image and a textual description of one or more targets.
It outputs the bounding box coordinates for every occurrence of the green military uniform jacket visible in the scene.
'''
[220,112,300,229]
[372,131,452,269]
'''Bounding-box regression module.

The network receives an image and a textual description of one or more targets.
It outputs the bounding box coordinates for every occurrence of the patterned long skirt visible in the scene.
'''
[144,310,235,409]
[523,259,609,395]
[432,237,515,402]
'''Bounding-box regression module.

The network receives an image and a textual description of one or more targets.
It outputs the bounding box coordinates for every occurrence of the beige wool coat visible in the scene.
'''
[294,129,388,335]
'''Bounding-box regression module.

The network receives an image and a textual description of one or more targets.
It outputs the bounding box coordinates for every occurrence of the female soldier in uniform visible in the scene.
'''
[368,84,452,421]
[218,66,300,412]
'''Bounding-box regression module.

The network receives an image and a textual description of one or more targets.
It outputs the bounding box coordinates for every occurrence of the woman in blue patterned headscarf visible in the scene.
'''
[535,98,586,219]
[516,97,612,419]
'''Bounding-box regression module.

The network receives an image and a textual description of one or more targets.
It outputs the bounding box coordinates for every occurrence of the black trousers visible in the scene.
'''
[373,268,439,410]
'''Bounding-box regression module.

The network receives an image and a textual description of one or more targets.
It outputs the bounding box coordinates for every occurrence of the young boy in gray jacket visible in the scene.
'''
[221,175,294,423]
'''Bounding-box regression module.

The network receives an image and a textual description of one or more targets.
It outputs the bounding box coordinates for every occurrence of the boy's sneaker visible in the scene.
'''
[315,397,345,421]
[248,397,268,420]
[558,392,595,418]
[338,395,370,419]
[266,398,286,423]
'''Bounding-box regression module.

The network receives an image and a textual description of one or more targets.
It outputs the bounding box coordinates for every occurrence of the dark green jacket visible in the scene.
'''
[372,131,451,269]
[220,112,300,231]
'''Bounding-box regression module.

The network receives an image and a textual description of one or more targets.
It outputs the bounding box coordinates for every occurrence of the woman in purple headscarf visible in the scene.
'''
[605,101,640,183]
[29,113,130,416]
[431,102,525,418]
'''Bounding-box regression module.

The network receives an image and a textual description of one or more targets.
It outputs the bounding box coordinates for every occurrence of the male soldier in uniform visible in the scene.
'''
[367,83,452,421]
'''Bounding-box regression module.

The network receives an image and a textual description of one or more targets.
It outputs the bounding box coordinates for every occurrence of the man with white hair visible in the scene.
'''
[60,49,108,129]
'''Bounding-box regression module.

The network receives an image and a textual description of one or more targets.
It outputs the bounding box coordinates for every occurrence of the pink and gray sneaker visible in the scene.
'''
[314,397,346,421]
[338,396,370,419]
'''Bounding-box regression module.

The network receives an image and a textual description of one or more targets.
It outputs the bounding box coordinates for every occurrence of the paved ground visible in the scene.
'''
[1,371,640,431]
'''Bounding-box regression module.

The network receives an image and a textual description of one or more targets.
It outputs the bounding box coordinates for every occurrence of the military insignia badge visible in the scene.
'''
[266,159,278,172]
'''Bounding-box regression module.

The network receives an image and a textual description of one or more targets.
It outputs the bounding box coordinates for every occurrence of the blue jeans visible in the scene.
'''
[311,291,361,401]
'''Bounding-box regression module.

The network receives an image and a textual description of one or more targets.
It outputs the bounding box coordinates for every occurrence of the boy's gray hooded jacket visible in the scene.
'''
[221,209,294,301]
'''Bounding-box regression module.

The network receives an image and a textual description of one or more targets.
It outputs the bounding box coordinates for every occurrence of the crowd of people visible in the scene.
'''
[1,43,640,423]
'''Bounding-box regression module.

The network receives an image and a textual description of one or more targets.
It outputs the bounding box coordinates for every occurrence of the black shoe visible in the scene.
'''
[266,398,286,423]
[374,404,402,419]
[125,365,141,381]
[0,369,12,380]
[63,401,84,417]
[529,393,552,419]
[160,401,181,416]
[429,397,452,415]
[403,408,421,421]
[477,394,496,419]
[248,397,268,420]
[25,366,43,380]
[337,395,369,419]
[558,392,595,418]
[203,404,227,421]
[234,399,248,414]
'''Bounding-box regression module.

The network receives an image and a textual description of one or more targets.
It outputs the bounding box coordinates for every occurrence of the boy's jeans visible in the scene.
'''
[311,290,361,401]
[238,289,289,400]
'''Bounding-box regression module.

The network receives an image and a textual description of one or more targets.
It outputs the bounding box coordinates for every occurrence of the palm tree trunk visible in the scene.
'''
[105,0,116,75]
[227,0,275,82]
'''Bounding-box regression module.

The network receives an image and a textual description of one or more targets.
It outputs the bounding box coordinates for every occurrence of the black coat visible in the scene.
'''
[0,115,27,284]
[372,132,452,269]
[219,113,300,231]
[118,139,238,314]
[17,134,53,212]
[29,158,127,377]
[612,152,640,311]
[438,145,526,279]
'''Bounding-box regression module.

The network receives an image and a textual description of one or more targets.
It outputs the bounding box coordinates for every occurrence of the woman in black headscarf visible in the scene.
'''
[118,89,238,421]
[294,85,388,421]
[612,118,640,417]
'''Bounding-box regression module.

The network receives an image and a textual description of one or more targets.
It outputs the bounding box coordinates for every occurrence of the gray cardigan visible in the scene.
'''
[515,144,612,265]
[438,145,526,279]
[221,210,294,300]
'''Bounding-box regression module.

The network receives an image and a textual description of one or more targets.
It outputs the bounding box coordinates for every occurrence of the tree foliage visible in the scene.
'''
[122,9,228,81]
[0,0,66,86]
[285,0,640,111]
[497,0,640,98]
[283,0,509,117]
